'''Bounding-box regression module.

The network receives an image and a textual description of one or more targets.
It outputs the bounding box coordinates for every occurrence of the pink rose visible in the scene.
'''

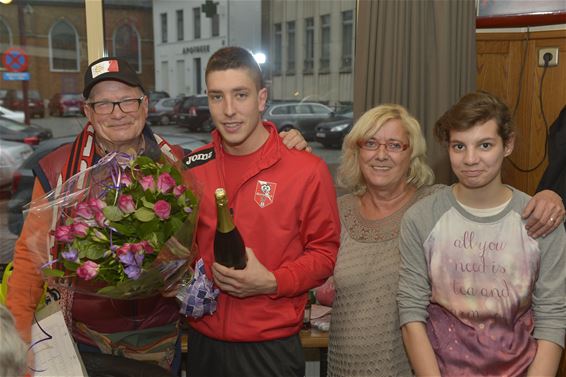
[153,200,171,220]
[140,240,154,254]
[173,185,186,197]
[131,242,144,254]
[93,210,108,227]
[75,203,94,219]
[71,222,89,238]
[77,261,99,281]
[116,243,132,256]
[117,194,136,214]
[87,198,106,211]
[139,175,155,192]
[157,173,176,194]
[120,173,133,187]
[54,225,74,243]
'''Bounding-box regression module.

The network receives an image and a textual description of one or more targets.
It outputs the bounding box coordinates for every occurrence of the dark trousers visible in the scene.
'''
[186,327,305,377]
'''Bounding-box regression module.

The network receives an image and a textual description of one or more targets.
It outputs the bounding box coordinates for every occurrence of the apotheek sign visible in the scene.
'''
[182,45,210,55]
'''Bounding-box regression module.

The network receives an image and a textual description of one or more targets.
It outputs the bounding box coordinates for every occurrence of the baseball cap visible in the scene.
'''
[83,57,145,99]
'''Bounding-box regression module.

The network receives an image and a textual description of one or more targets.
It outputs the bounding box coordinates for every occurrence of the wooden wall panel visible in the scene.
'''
[477,29,566,194]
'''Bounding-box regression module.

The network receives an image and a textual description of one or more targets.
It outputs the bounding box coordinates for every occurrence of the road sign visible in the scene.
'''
[2,72,30,81]
[2,47,29,73]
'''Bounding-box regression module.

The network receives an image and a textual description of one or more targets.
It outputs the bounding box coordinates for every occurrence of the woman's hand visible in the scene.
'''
[522,190,565,238]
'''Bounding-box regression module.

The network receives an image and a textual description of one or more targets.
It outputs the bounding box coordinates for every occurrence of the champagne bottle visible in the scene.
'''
[214,188,247,269]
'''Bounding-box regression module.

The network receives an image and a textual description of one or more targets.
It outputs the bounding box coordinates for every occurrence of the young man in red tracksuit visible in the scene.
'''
[183,47,340,376]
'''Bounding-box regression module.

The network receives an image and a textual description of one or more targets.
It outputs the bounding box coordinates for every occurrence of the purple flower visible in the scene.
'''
[71,222,89,238]
[153,200,171,220]
[77,261,99,280]
[54,225,74,243]
[61,248,79,262]
[184,206,193,214]
[117,194,136,214]
[139,175,155,192]
[118,247,145,280]
[173,185,186,197]
[157,173,176,194]
[124,265,142,280]
[75,203,94,219]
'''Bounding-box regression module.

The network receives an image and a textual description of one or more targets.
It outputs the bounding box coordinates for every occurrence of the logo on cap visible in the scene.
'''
[91,59,120,78]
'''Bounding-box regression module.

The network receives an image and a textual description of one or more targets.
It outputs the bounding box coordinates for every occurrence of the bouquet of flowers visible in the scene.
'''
[24,152,199,299]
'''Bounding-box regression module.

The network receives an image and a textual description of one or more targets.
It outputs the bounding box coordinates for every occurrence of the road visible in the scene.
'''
[0,116,344,263]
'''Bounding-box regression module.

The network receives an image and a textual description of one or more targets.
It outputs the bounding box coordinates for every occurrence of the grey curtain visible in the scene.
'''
[354,0,476,184]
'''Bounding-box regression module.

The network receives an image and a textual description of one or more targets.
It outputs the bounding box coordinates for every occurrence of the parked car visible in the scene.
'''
[148,90,170,106]
[263,102,334,141]
[48,93,85,117]
[0,116,53,147]
[0,105,25,123]
[4,89,45,118]
[8,132,207,235]
[0,139,33,189]
[147,97,178,126]
[314,111,354,148]
[175,95,212,132]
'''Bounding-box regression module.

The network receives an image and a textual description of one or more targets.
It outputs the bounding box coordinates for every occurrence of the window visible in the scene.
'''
[211,13,220,37]
[113,24,141,73]
[320,14,330,72]
[341,10,353,71]
[273,23,282,75]
[193,7,201,39]
[311,104,332,114]
[272,105,291,115]
[177,10,184,41]
[49,20,79,71]
[161,13,167,43]
[286,21,295,75]
[296,104,312,114]
[0,18,12,70]
[304,17,314,74]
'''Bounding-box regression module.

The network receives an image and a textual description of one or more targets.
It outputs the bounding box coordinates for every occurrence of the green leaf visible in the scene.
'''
[109,221,136,237]
[169,216,183,234]
[103,206,124,222]
[74,238,108,260]
[134,207,155,222]
[62,260,80,271]
[42,269,65,277]
[141,196,154,209]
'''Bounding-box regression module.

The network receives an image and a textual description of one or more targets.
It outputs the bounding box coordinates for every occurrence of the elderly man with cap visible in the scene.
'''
[6,57,186,372]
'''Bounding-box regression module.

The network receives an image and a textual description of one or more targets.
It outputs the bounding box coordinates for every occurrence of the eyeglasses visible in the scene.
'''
[87,96,145,115]
[358,139,409,153]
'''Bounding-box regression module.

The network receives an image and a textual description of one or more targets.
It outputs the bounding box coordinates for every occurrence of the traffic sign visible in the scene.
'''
[2,47,29,73]
[2,72,30,81]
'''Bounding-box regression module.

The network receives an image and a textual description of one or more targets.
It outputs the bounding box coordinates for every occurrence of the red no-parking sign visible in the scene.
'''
[2,47,29,73]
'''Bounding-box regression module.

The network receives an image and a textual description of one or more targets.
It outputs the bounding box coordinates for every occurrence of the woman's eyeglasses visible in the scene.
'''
[358,139,409,152]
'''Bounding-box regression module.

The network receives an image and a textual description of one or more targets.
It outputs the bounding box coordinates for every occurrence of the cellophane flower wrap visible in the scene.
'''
[24,152,199,299]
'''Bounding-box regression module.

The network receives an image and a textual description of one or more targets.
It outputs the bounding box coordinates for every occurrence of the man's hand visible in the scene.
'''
[522,190,565,238]
[211,247,277,298]
[279,129,311,152]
